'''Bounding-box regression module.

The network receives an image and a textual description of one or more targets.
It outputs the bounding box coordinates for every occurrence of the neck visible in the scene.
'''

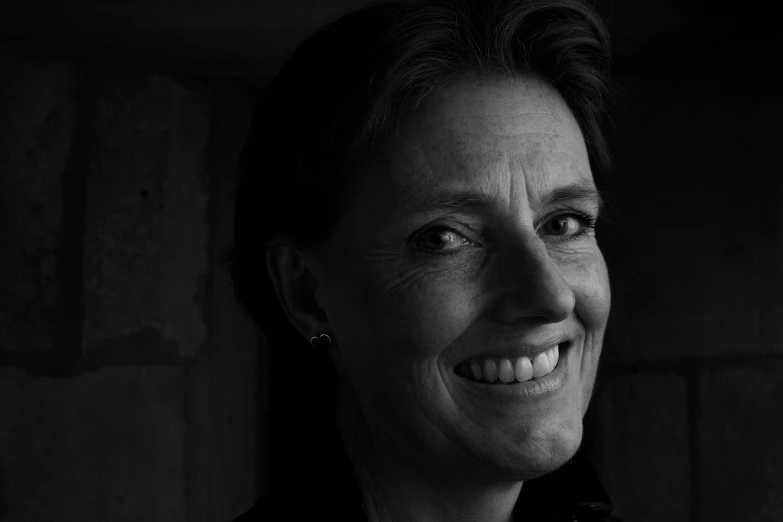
[337,389,523,522]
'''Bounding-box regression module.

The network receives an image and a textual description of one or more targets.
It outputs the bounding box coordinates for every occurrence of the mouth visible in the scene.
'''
[455,341,568,385]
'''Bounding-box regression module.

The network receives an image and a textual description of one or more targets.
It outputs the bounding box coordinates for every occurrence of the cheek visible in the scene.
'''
[561,249,611,333]
[563,252,609,402]
[336,261,479,372]
[332,267,479,425]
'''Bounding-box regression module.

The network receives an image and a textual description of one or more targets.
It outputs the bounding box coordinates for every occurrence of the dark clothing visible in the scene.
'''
[234,407,621,522]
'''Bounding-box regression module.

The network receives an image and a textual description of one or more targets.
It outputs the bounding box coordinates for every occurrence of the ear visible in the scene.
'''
[265,238,330,341]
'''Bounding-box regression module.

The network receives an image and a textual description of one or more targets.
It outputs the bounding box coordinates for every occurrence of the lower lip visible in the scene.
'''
[454,342,570,403]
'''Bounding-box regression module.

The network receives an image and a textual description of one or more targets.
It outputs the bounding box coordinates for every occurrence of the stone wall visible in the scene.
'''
[0,43,259,521]
[587,40,783,522]
[2,28,782,522]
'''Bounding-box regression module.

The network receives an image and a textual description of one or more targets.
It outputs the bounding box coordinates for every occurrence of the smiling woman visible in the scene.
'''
[229,0,617,521]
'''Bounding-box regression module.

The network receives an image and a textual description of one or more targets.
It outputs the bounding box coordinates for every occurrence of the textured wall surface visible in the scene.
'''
[81,68,210,365]
[0,43,258,522]
[0,46,80,358]
[592,372,691,522]
[0,366,186,522]
[2,8,782,521]
[588,37,783,522]
[0,0,772,77]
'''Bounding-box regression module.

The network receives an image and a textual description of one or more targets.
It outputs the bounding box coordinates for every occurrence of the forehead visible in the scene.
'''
[372,75,592,202]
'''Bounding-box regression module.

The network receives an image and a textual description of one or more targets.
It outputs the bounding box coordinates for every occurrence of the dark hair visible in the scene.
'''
[231,0,612,335]
[228,0,613,499]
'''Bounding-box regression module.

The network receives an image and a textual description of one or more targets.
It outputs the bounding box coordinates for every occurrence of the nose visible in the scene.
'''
[491,235,575,325]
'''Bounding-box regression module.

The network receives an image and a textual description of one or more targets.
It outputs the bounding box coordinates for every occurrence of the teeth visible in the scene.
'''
[514,356,533,382]
[532,352,550,378]
[469,360,482,381]
[498,359,515,383]
[461,344,562,384]
[483,359,498,383]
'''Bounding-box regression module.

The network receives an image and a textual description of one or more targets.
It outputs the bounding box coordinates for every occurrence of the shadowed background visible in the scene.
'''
[0,1,780,521]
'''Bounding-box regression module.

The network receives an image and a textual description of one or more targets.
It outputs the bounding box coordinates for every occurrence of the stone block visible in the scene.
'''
[589,371,690,522]
[0,365,186,522]
[601,79,783,363]
[82,68,210,363]
[183,86,260,522]
[697,359,783,522]
[0,45,80,354]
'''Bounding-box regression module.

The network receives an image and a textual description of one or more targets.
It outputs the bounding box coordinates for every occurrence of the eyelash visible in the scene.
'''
[416,211,597,257]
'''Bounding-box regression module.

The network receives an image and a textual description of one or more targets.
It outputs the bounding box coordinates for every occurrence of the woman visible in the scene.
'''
[230,0,618,520]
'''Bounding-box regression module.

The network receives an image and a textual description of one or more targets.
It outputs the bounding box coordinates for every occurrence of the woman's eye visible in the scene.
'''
[540,213,595,237]
[418,227,471,252]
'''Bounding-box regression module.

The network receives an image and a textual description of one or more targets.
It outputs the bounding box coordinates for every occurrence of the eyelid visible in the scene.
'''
[537,210,597,240]
[413,208,596,256]
[412,222,483,254]
[416,223,477,243]
[537,208,597,229]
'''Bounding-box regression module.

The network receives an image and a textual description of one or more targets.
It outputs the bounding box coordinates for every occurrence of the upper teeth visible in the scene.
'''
[463,344,560,384]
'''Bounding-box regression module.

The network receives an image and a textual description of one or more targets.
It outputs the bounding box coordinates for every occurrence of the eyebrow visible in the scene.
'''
[405,180,604,215]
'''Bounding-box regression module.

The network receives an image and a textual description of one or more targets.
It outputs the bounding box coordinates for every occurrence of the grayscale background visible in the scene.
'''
[0,1,779,520]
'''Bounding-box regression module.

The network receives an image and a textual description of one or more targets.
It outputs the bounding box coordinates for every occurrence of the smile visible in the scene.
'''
[455,342,567,385]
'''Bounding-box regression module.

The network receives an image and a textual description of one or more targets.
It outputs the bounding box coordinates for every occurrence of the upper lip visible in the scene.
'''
[456,336,571,364]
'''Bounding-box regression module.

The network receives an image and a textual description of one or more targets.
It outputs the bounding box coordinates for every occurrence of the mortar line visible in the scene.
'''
[686,362,702,522]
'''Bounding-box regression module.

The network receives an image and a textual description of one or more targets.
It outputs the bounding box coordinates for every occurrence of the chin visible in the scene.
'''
[487,414,585,480]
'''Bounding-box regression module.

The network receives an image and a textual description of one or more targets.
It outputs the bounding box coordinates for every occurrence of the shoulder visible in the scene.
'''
[233,499,262,521]
[514,449,622,522]
[232,484,367,521]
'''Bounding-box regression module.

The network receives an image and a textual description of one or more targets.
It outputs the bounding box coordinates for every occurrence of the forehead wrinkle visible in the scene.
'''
[441,115,582,148]
[517,146,592,204]
[415,81,576,137]
[439,80,582,138]
[369,77,592,222]
[430,108,586,164]
[398,131,588,219]
[393,84,584,170]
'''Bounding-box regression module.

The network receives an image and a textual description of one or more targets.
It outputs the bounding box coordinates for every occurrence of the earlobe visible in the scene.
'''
[265,239,330,340]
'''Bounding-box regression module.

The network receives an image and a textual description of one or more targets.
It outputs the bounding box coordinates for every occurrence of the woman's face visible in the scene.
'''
[314,75,610,481]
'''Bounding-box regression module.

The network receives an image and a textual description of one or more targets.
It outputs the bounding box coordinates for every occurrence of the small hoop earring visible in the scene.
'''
[309,333,332,349]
